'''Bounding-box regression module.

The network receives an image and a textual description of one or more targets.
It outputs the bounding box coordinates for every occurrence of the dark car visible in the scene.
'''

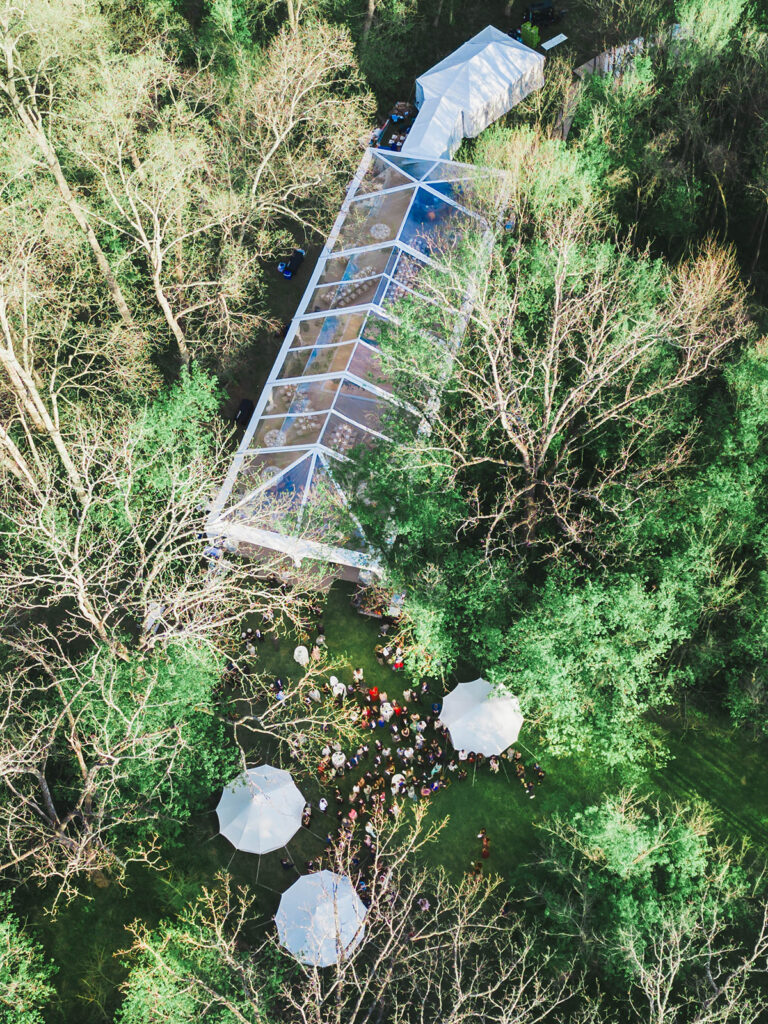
[524,1,559,26]
[278,248,306,279]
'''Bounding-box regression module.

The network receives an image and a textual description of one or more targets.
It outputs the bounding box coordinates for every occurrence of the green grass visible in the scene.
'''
[24,581,768,1023]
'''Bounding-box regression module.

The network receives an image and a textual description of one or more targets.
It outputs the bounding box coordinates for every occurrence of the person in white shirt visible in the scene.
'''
[318,797,328,812]
[458,749,468,761]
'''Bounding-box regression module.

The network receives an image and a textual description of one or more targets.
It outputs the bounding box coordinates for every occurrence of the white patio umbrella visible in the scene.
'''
[276,870,368,966]
[440,678,524,756]
[216,765,305,855]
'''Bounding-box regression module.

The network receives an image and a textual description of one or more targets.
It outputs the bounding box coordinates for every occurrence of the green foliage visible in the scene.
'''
[65,642,237,843]
[0,896,56,1024]
[396,551,524,677]
[126,364,221,496]
[474,125,603,224]
[573,57,704,248]
[538,794,750,978]
[676,0,748,54]
[571,2,768,262]
[497,570,699,772]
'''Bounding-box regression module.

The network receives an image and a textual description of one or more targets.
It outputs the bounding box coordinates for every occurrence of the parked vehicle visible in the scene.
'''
[524,1,560,26]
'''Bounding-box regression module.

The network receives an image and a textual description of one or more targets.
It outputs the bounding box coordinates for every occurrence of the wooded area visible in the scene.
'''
[1,0,768,1022]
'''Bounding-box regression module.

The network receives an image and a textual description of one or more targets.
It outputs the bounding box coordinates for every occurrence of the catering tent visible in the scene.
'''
[206,148,488,573]
[401,26,545,160]
[400,94,464,160]
[440,677,524,755]
[216,765,305,855]
[276,870,368,966]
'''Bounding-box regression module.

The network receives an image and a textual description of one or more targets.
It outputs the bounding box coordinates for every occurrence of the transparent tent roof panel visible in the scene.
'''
[291,312,366,349]
[333,188,415,251]
[278,342,356,380]
[211,147,486,567]
[358,154,413,194]
[317,246,394,285]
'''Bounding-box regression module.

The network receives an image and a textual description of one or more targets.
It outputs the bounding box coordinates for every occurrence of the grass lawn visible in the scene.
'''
[27,580,768,1023]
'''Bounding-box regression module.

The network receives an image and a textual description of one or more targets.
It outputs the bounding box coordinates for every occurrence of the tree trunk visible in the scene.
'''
[751,202,768,276]
[286,0,300,34]
[362,0,376,44]
[153,270,191,365]
[0,320,87,500]
[1,74,136,329]
[0,422,39,491]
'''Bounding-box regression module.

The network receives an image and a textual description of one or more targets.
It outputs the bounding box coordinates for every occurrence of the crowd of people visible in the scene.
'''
[281,613,545,886]
[234,602,546,900]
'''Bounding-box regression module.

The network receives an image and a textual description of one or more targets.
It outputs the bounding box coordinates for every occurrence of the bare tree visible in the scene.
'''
[66,48,243,365]
[0,202,158,504]
[121,808,602,1024]
[619,899,768,1024]
[61,25,373,363]
[380,189,750,562]
[215,22,375,240]
[217,652,364,775]
[245,0,329,35]
[0,0,136,327]
[0,638,185,905]
[0,404,328,657]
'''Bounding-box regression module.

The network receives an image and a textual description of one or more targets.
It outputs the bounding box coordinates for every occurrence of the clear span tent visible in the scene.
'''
[216,765,305,855]
[276,870,368,966]
[401,25,545,160]
[207,147,489,575]
[440,678,524,755]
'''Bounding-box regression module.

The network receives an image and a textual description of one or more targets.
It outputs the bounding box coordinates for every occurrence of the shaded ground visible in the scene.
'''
[218,242,324,423]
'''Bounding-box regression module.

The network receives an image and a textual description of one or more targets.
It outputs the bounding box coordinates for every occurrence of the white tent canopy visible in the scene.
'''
[440,677,524,755]
[401,95,464,160]
[402,26,545,160]
[216,765,305,855]
[276,870,368,966]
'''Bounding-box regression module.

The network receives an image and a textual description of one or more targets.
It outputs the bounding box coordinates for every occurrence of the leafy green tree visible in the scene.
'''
[0,895,56,1024]
[536,793,768,1022]
[0,639,237,903]
[570,0,768,266]
[495,570,701,771]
